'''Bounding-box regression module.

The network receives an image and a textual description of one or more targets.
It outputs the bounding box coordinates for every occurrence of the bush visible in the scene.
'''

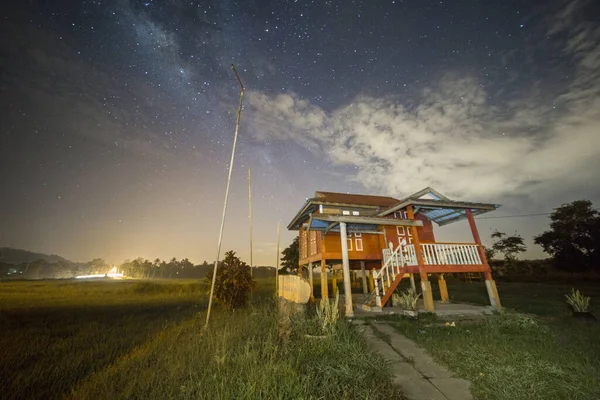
[208,251,255,309]
[392,288,421,310]
[565,288,591,312]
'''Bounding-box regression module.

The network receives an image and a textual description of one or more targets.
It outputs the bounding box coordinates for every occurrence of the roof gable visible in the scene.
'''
[378,187,500,226]
[401,186,451,202]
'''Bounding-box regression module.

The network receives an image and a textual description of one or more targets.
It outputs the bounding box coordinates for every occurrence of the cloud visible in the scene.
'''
[244,3,600,205]
[245,91,328,151]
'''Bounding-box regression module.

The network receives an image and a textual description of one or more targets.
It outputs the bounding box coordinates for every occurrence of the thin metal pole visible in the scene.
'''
[205,65,244,328]
[275,220,280,294]
[248,168,253,277]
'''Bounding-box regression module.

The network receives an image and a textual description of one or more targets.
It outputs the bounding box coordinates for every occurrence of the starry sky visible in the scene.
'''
[1,0,599,265]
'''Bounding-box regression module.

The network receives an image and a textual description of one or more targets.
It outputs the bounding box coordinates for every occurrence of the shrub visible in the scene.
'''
[208,251,255,309]
[393,288,421,310]
[565,288,591,312]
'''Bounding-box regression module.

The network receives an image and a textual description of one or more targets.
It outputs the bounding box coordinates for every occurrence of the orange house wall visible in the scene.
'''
[297,207,436,266]
[383,214,435,248]
[322,232,384,258]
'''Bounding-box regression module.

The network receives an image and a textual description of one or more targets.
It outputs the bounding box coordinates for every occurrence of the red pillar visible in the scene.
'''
[465,208,492,280]
[466,208,501,309]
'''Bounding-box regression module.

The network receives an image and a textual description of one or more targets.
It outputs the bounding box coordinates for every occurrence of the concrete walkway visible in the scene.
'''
[353,298,495,318]
[353,320,473,400]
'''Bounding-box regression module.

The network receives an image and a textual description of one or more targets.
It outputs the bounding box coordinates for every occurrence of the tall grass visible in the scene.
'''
[1,279,404,400]
[71,297,403,399]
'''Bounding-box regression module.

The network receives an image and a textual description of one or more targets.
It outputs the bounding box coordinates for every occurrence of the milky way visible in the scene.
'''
[1,0,599,264]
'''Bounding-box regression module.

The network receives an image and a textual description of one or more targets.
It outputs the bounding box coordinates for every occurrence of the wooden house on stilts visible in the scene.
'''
[287,187,502,316]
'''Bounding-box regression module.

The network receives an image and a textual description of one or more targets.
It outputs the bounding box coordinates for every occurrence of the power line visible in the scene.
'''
[475,212,551,220]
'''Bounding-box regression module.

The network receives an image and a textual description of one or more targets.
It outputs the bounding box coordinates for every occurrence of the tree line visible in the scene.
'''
[1,256,277,280]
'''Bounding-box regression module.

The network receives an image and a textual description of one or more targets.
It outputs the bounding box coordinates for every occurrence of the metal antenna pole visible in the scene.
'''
[205,64,244,328]
[248,168,253,277]
[275,220,280,294]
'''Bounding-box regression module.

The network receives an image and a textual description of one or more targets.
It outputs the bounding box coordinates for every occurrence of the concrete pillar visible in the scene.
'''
[320,258,328,299]
[368,269,375,292]
[438,274,449,303]
[409,274,417,293]
[485,279,502,309]
[308,262,314,301]
[360,261,368,294]
[339,222,354,317]
[421,281,435,311]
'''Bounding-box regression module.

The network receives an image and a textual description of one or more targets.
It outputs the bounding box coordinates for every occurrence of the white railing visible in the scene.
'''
[403,244,418,266]
[402,243,482,265]
[421,243,482,265]
[369,242,483,308]
[373,244,406,307]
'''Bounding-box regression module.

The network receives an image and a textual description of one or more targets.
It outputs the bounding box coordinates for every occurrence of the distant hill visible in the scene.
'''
[0,247,71,265]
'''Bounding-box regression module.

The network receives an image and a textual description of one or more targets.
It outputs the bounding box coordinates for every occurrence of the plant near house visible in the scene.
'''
[565,288,591,313]
[315,288,340,335]
[394,288,421,318]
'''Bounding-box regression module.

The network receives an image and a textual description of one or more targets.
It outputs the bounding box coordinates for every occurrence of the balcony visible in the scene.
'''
[402,243,483,266]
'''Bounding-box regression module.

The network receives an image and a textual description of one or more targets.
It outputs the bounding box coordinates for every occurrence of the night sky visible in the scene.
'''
[1,0,599,265]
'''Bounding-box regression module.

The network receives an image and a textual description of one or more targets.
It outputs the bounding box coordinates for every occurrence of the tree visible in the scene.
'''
[87,258,109,274]
[207,250,254,309]
[167,257,178,279]
[534,200,600,271]
[483,245,496,261]
[279,237,299,274]
[490,231,526,276]
[491,231,526,263]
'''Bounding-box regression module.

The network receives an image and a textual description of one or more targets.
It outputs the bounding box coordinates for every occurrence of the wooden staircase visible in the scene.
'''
[362,244,410,312]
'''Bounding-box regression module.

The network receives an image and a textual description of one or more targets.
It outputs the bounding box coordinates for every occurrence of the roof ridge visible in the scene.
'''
[315,190,399,199]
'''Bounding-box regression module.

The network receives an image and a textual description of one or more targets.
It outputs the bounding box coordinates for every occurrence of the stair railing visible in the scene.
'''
[373,242,405,307]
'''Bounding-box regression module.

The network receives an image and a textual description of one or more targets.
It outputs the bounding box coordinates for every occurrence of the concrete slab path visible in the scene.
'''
[353,320,473,400]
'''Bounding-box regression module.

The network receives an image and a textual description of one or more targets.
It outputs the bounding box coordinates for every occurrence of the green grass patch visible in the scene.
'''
[385,281,600,400]
[1,279,403,399]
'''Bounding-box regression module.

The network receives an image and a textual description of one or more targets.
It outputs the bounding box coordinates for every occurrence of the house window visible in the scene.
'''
[355,232,363,251]
[394,211,408,219]
[347,236,353,251]
[396,225,413,245]
[309,231,317,255]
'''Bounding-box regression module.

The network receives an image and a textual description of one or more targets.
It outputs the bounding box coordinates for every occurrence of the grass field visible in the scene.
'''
[0,278,403,400]
[382,280,600,400]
